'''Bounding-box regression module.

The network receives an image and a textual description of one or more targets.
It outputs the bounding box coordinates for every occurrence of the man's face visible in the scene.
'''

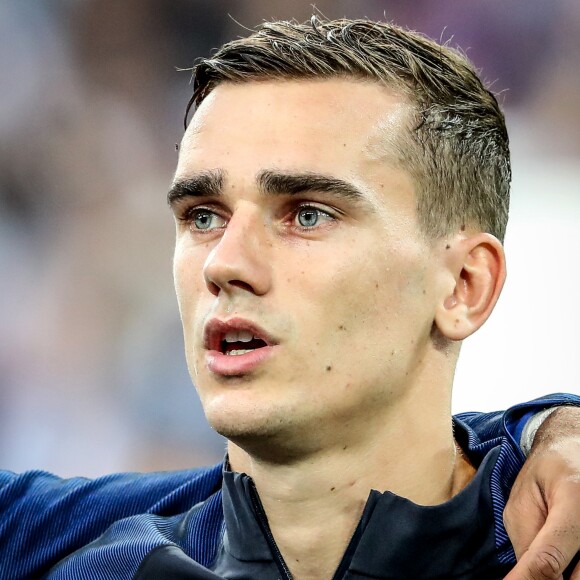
[171,79,446,453]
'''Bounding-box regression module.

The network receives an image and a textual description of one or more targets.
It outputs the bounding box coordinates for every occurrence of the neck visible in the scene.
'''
[228,387,476,580]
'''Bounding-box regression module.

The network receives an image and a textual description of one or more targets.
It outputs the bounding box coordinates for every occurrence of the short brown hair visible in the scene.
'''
[186,17,511,241]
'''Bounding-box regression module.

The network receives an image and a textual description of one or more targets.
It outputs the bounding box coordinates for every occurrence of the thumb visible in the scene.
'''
[504,501,579,580]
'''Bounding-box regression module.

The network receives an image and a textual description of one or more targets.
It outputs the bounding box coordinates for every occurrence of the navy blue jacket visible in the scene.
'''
[0,394,578,579]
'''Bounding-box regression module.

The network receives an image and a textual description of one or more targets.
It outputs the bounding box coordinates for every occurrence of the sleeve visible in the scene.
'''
[0,464,222,579]
[455,392,580,460]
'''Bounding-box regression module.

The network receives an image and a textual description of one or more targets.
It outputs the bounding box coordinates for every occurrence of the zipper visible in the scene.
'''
[249,481,293,580]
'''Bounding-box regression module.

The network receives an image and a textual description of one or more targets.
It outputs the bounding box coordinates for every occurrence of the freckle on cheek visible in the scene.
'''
[326,365,332,371]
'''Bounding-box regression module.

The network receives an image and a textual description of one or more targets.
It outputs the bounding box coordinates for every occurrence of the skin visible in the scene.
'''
[504,407,580,580]
[175,81,457,454]
[170,78,577,578]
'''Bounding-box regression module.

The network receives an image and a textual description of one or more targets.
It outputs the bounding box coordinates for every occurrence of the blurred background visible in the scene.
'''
[1,0,579,477]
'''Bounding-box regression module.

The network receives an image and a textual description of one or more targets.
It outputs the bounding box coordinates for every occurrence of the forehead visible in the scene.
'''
[176,79,413,181]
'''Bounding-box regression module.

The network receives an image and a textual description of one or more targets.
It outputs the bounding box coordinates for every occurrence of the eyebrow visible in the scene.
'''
[167,169,370,206]
[167,169,225,205]
[257,170,367,203]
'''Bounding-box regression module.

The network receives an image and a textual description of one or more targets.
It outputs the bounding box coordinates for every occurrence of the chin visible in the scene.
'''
[203,399,313,459]
[206,406,287,440]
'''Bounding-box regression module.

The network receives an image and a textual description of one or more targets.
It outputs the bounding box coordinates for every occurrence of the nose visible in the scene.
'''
[203,209,272,297]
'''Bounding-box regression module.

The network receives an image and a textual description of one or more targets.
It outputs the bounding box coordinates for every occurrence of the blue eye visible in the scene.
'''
[295,207,332,228]
[191,210,226,231]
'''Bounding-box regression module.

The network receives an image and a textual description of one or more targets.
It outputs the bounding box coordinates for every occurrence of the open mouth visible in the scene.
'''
[204,318,276,355]
[221,330,269,356]
[204,318,276,375]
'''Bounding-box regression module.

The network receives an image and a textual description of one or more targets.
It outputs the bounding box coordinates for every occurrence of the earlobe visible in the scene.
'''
[435,234,506,341]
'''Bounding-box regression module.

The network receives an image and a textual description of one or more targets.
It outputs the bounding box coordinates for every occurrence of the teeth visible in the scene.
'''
[226,349,253,356]
[239,330,253,343]
[224,329,255,343]
[224,330,239,343]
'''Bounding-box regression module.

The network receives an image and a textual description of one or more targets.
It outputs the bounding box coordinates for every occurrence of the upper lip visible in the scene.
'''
[203,317,277,352]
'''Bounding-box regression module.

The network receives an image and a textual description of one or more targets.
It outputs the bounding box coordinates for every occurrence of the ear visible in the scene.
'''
[435,233,506,341]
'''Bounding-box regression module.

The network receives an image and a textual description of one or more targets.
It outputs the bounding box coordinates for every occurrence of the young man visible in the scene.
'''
[1,18,579,580]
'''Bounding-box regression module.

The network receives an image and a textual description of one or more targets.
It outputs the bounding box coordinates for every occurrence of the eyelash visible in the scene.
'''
[179,207,226,233]
[291,205,336,229]
[178,203,337,234]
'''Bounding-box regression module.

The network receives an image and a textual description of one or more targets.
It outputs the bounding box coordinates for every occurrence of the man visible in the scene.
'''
[1,17,579,579]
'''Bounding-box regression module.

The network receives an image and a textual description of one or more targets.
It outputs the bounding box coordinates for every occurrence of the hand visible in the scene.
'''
[504,406,580,580]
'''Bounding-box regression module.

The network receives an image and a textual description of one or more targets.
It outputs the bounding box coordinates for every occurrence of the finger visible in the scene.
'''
[504,483,547,559]
[505,548,565,580]
[506,503,580,580]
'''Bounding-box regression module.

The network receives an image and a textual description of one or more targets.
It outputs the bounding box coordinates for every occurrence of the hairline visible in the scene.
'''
[186,18,510,242]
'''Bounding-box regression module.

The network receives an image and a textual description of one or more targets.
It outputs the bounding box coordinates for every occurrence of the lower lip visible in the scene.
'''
[205,346,276,376]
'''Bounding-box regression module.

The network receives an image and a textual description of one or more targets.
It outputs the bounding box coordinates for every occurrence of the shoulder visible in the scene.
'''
[0,463,224,579]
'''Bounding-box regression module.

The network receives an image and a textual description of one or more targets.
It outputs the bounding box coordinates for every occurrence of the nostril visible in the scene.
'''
[228,280,254,292]
[207,281,221,296]
[204,278,255,296]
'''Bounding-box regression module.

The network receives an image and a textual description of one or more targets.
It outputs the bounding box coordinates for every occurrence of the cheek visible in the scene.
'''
[172,250,189,313]
[173,245,208,327]
[290,242,430,356]
[279,250,380,361]
[173,246,211,380]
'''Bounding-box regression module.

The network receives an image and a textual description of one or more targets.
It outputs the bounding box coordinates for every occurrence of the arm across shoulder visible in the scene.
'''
[1,394,578,579]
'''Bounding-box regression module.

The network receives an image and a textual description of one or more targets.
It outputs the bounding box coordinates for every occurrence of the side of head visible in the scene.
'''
[187,17,511,244]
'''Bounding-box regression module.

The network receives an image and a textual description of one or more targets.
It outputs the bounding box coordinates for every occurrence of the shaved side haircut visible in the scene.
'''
[186,17,511,242]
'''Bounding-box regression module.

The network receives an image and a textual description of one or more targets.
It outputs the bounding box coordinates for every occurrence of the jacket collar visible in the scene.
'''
[219,423,510,578]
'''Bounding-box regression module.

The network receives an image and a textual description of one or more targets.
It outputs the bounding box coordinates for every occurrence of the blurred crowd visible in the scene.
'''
[1,0,579,476]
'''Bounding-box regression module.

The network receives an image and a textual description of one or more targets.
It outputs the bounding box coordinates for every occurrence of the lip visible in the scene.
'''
[206,346,276,376]
[203,317,278,376]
